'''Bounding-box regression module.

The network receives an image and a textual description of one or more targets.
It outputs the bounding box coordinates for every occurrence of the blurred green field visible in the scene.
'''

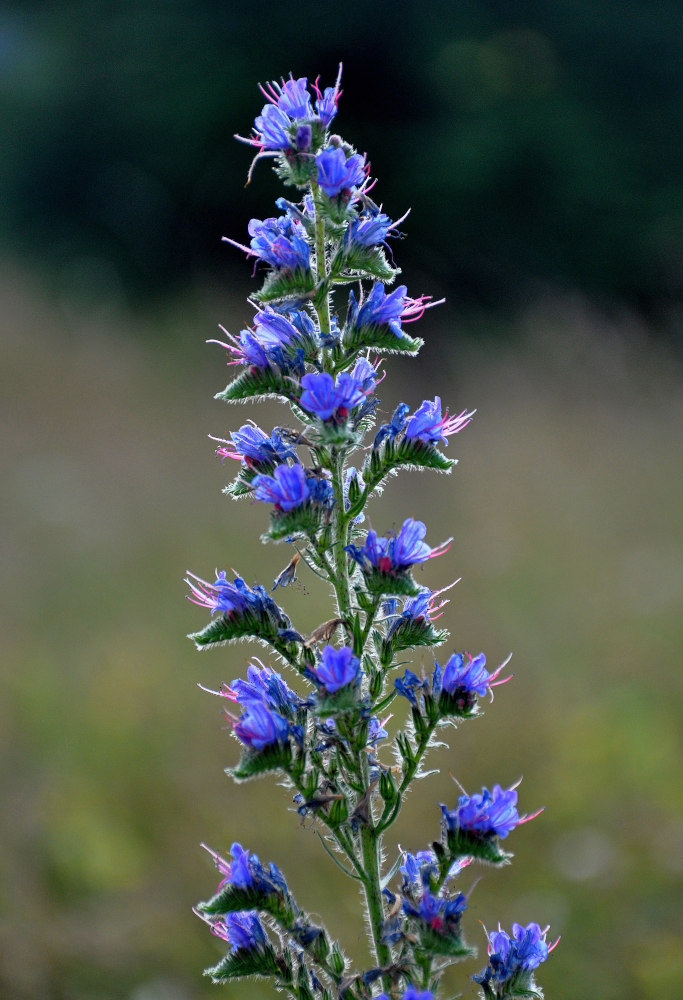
[1,267,682,1000]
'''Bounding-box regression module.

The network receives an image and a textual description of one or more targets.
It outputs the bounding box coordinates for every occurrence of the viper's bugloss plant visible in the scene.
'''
[188,67,559,1000]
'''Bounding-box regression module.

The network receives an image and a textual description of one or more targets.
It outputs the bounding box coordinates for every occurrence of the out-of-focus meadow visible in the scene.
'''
[1,3,682,1000]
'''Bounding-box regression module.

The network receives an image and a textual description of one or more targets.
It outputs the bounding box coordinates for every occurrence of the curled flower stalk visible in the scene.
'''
[187,67,557,1000]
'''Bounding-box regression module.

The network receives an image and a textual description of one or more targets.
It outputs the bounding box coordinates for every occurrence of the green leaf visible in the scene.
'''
[330,244,400,283]
[387,620,449,655]
[253,266,316,305]
[198,884,294,924]
[204,944,281,982]
[262,501,328,543]
[343,322,423,357]
[228,740,293,782]
[215,366,294,403]
[445,825,514,866]
[361,437,455,497]
[416,927,476,959]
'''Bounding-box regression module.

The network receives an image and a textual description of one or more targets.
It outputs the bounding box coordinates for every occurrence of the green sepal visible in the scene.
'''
[295,956,316,1000]
[396,730,417,769]
[204,943,281,982]
[310,420,364,448]
[356,588,376,613]
[438,689,482,719]
[327,796,349,827]
[368,663,383,699]
[228,740,293,782]
[362,567,422,598]
[317,191,357,226]
[362,437,455,495]
[224,477,255,499]
[394,436,455,472]
[188,607,298,658]
[342,322,423,357]
[253,265,316,306]
[382,620,449,658]
[274,144,321,187]
[494,970,545,998]
[350,613,364,656]
[262,501,328,543]
[379,768,399,806]
[313,684,361,718]
[198,883,295,926]
[444,825,513,866]
[330,946,347,976]
[215,366,293,404]
[330,244,399,283]
[415,928,475,959]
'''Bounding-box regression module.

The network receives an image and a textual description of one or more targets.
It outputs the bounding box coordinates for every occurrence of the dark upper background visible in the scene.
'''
[2,0,682,328]
[1,4,682,1000]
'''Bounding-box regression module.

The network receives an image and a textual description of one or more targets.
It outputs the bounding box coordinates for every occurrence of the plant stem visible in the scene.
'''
[359,823,393,989]
[330,447,352,619]
[311,181,332,346]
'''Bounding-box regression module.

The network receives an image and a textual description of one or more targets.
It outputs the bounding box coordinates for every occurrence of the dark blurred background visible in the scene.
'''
[1,2,682,999]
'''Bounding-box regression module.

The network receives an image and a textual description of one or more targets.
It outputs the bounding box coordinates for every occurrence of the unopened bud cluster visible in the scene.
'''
[187,68,557,1000]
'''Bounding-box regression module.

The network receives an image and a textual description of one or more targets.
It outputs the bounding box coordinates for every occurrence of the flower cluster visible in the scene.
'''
[188,67,556,1000]
[474,922,558,998]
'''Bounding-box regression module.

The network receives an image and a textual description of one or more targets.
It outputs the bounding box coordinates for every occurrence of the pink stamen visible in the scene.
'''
[548,934,561,954]
[441,408,476,435]
[518,806,545,826]
[401,294,446,323]
[222,235,258,258]
[427,538,453,559]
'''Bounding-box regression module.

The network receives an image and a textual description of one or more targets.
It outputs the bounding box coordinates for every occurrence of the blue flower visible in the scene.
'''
[252,309,301,349]
[347,282,442,338]
[440,652,490,698]
[394,668,429,705]
[218,308,307,372]
[297,124,313,151]
[240,72,342,153]
[367,715,389,744]
[252,464,310,511]
[248,214,310,270]
[373,402,410,449]
[299,371,367,421]
[348,282,407,336]
[346,518,449,575]
[276,77,312,118]
[233,701,290,750]
[348,212,394,247]
[403,887,467,933]
[215,423,297,467]
[473,922,557,989]
[316,147,366,197]
[252,103,291,150]
[305,474,335,507]
[186,570,250,615]
[311,644,361,694]
[229,661,301,716]
[377,987,434,1000]
[223,910,268,951]
[314,85,339,126]
[204,842,289,898]
[441,783,541,840]
[391,518,433,567]
[400,850,439,887]
[405,397,474,445]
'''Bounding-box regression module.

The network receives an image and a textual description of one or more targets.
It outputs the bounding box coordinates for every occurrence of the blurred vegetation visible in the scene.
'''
[1,271,682,999]
[1,0,682,323]
[1,2,682,999]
